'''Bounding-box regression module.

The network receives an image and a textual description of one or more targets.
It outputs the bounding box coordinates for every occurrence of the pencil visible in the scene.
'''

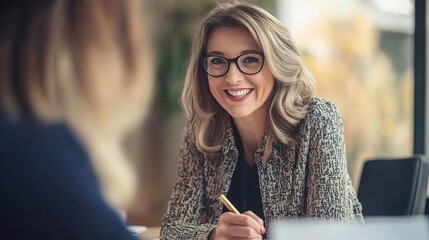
[218,194,240,214]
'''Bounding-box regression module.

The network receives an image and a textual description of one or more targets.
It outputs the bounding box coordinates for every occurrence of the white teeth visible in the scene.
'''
[227,89,251,97]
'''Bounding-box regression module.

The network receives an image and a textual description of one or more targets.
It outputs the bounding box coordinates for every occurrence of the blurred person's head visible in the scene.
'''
[181,2,315,153]
[0,0,154,207]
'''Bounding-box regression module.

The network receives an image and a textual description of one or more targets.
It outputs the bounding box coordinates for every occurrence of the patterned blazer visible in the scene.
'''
[160,98,363,239]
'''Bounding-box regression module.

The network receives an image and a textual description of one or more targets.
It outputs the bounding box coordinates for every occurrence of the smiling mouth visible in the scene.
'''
[225,89,253,98]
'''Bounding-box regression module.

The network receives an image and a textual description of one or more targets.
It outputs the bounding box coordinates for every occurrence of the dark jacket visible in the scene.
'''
[0,110,137,240]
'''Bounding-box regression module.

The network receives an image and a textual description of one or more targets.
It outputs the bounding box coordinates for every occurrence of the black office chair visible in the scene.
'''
[357,154,429,216]
[426,198,429,215]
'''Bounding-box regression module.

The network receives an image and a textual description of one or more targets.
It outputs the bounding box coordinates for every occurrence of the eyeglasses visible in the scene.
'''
[203,52,265,77]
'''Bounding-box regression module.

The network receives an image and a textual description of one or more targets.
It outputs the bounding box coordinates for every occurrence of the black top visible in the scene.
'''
[223,124,265,222]
[0,110,137,240]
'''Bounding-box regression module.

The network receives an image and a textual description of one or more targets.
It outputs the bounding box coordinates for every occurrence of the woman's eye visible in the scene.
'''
[243,56,259,63]
[210,57,227,65]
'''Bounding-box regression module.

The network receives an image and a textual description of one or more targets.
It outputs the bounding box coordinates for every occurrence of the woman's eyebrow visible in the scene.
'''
[206,49,262,56]
[206,50,224,55]
[240,49,262,54]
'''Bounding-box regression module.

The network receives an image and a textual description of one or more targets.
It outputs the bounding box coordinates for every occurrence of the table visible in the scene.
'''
[139,226,161,240]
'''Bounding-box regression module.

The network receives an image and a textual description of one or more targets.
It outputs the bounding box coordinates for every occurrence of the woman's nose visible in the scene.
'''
[225,63,243,85]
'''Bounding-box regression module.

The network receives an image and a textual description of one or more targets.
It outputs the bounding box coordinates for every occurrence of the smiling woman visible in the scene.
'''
[160,2,363,240]
[206,26,274,122]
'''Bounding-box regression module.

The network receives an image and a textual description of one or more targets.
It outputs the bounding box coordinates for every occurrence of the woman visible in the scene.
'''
[0,0,153,239]
[160,2,363,240]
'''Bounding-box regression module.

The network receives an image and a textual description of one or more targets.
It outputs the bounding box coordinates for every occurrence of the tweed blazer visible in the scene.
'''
[160,98,363,239]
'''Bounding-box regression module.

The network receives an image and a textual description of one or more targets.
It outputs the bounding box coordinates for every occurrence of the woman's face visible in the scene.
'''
[205,26,275,122]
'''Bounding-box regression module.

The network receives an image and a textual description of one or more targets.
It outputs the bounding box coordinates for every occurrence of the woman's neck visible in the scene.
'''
[232,107,268,166]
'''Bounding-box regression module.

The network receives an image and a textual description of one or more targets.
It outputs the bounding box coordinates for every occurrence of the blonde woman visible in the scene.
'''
[0,0,153,239]
[161,2,362,239]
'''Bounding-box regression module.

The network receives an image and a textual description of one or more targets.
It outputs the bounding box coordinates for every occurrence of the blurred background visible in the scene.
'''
[126,0,415,226]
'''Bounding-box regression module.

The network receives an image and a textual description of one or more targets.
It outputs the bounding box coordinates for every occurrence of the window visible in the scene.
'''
[279,0,414,184]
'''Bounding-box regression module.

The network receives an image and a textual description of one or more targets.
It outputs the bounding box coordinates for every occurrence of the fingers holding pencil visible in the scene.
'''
[218,194,264,227]
[211,212,264,240]
[209,194,265,240]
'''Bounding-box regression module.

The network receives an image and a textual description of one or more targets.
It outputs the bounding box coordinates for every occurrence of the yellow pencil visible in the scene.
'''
[218,194,240,214]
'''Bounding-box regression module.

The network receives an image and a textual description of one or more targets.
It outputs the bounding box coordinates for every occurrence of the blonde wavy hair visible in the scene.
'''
[181,2,315,154]
[0,0,153,207]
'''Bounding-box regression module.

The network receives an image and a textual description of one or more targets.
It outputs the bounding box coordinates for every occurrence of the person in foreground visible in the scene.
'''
[160,2,363,240]
[0,0,153,239]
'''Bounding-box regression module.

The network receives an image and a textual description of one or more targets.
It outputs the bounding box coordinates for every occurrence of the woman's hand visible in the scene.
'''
[209,211,266,240]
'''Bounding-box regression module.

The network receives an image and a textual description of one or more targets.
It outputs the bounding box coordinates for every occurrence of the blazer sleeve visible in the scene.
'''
[160,126,216,239]
[305,101,363,222]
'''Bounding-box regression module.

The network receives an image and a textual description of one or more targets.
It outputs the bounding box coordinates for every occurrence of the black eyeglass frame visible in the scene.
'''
[203,52,265,77]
